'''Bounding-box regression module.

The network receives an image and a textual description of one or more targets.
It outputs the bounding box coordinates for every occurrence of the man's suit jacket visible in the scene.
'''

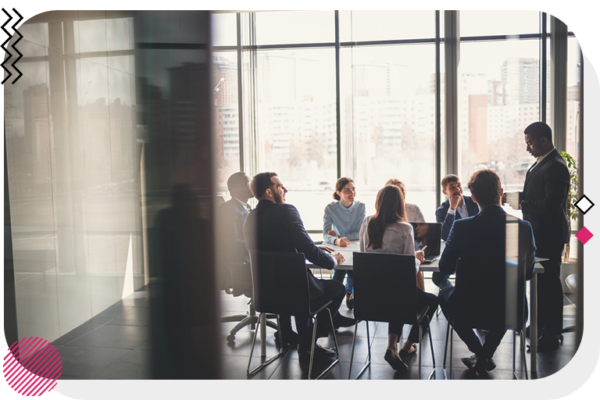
[439,205,536,280]
[439,206,536,326]
[436,195,479,241]
[243,199,335,301]
[521,148,570,246]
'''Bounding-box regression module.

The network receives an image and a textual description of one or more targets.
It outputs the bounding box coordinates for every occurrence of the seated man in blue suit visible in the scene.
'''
[244,172,354,364]
[433,174,480,289]
[438,169,536,372]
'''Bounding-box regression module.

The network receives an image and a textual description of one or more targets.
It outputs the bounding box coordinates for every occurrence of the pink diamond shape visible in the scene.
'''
[576,227,594,244]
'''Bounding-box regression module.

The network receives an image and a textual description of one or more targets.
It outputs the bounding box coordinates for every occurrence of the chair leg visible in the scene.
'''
[513,331,517,375]
[520,331,529,380]
[246,314,284,377]
[442,321,450,379]
[348,320,372,380]
[418,325,422,379]
[309,309,340,380]
[449,327,454,380]
[226,315,259,343]
[427,316,436,380]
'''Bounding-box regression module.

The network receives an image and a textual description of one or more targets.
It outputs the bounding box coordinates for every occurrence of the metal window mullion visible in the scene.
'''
[435,10,441,208]
[236,13,244,172]
[444,11,459,175]
[550,16,568,152]
[540,12,547,123]
[335,10,341,179]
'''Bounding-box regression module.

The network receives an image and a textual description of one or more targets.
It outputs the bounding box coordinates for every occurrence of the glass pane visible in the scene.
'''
[457,39,541,216]
[256,48,337,230]
[566,36,581,167]
[460,10,540,37]
[340,44,437,222]
[256,11,334,45]
[339,10,435,42]
[213,51,241,190]
[211,12,237,47]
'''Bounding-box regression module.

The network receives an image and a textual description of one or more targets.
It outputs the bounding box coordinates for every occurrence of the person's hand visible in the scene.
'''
[332,252,345,265]
[319,246,335,253]
[337,237,350,247]
[328,230,339,238]
[449,194,462,210]
[415,250,425,263]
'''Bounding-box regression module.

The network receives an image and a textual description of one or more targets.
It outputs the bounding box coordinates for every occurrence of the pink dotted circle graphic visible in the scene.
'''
[3,337,61,396]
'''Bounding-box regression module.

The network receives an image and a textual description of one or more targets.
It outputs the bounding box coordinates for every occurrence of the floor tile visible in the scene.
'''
[56,346,130,378]
[64,324,149,350]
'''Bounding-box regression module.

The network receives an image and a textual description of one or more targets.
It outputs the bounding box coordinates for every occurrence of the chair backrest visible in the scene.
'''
[249,250,310,316]
[453,258,527,330]
[353,252,418,324]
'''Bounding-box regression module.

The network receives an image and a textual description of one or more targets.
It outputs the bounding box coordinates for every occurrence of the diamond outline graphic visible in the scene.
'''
[575,227,593,245]
[575,194,595,215]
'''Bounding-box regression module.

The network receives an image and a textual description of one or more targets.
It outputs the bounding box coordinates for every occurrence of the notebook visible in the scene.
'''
[410,222,442,264]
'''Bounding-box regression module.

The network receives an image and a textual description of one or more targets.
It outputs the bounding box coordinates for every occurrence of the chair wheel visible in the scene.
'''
[226,334,235,344]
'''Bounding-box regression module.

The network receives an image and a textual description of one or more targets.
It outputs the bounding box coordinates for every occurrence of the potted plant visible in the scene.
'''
[560,151,578,262]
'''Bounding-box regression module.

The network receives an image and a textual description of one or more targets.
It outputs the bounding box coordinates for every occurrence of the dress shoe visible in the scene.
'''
[297,343,336,363]
[537,335,560,352]
[333,314,356,329]
[346,293,355,310]
[274,331,299,348]
[384,349,408,372]
[463,354,496,372]
[399,343,417,359]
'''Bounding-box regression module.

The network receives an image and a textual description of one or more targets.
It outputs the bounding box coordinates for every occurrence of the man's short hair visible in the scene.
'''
[250,172,277,199]
[467,169,501,207]
[524,121,553,143]
[441,174,460,190]
[227,172,248,193]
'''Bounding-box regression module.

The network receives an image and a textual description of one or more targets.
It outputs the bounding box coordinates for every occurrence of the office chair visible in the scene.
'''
[348,252,436,380]
[443,258,528,380]
[247,250,340,379]
[219,261,278,343]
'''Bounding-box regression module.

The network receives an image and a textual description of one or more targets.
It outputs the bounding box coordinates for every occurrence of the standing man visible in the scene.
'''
[514,121,570,351]
[433,174,479,289]
[243,172,354,364]
[438,169,536,372]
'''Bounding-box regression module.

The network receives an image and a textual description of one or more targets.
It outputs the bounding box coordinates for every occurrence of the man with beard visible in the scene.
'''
[243,172,354,364]
[509,122,570,351]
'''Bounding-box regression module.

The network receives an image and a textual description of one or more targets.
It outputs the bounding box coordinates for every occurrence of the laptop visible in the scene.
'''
[410,222,442,264]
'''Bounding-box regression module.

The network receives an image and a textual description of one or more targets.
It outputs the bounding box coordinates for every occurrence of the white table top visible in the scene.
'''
[316,240,545,273]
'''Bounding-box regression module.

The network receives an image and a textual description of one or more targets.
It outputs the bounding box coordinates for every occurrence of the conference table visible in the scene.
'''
[318,241,545,376]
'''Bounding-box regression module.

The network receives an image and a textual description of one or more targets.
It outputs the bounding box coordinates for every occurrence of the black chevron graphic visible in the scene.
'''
[0,7,25,86]
[10,8,23,83]
[1,8,13,84]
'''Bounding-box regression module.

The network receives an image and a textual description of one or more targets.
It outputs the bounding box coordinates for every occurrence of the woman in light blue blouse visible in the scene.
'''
[323,177,366,310]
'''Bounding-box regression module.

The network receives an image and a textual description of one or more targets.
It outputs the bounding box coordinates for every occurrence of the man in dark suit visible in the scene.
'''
[515,121,570,351]
[243,172,354,363]
[218,172,298,346]
[438,169,536,372]
[433,174,480,289]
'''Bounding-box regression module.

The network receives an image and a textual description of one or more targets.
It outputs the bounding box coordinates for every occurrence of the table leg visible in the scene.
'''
[260,313,267,357]
[530,274,538,375]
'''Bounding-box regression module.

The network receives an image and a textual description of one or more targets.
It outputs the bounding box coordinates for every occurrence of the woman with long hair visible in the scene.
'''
[323,177,366,310]
[359,185,438,373]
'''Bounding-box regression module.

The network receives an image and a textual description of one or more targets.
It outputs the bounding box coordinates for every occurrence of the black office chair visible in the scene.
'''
[218,261,278,343]
[443,258,528,379]
[348,252,436,380]
[247,250,340,379]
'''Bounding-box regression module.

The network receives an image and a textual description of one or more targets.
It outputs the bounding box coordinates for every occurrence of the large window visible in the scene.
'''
[210,11,581,231]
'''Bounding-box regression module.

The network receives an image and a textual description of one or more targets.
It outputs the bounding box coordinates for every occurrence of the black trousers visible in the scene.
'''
[535,240,564,336]
[388,289,438,343]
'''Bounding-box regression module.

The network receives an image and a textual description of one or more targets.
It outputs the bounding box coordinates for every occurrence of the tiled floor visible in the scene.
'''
[55,281,578,380]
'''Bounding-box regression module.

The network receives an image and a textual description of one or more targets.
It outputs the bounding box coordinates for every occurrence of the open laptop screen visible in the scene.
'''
[410,222,442,259]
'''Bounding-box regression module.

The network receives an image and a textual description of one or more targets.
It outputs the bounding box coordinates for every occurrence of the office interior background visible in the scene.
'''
[3,10,583,380]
